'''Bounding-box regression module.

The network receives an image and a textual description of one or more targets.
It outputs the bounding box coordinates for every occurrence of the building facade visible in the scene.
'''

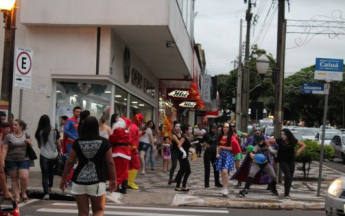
[0,0,198,170]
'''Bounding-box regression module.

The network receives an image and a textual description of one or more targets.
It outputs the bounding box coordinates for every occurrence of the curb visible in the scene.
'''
[24,187,326,211]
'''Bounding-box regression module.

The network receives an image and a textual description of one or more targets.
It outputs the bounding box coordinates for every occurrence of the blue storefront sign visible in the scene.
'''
[301,83,325,94]
[315,58,344,81]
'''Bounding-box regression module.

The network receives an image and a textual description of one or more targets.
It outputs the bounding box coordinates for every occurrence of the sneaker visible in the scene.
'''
[221,189,228,197]
[42,194,49,201]
[239,189,248,196]
[284,195,291,199]
[140,171,145,175]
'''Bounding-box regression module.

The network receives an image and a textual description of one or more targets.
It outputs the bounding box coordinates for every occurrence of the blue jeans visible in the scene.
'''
[40,154,55,195]
[145,145,156,169]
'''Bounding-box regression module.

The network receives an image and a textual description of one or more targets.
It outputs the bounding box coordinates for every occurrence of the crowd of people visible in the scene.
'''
[0,107,307,215]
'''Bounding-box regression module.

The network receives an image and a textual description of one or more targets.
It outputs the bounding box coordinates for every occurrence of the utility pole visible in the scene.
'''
[236,19,243,131]
[241,0,252,132]
[273,0,286,138]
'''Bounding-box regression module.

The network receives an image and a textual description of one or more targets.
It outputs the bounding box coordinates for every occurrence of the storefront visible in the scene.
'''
[55,80,156,129]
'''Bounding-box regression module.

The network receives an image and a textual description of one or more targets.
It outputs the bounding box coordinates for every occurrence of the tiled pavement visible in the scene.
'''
[17,154,343,209]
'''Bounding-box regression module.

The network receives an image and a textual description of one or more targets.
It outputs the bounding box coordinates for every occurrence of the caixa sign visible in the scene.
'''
[179,101,196,108]
[168,90,189,98]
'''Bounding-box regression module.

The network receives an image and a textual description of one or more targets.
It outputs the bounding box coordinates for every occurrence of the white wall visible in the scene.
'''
[168,0,193,75]
[110,30,158,107]
[20,0,168,26]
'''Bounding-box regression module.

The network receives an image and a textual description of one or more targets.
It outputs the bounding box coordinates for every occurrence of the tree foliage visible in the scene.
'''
[215,44,345,127]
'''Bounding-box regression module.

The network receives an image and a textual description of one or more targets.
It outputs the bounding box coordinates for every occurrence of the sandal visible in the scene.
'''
[181,188,190,192]
[175,188,183,191]
[22,196,29,203]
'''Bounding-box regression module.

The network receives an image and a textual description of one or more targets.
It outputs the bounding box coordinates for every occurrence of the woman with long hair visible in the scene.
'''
[2,119,32,203]
[138,121,154,175]
[173,124,191,191]
[145,120,159,171]
[215,122,241,197]
[35,115,61,200]
[60,116,117,216]
[99,116,111,139]
[266,128,306,199]
[77,110,90,137]
[110,113,119,131]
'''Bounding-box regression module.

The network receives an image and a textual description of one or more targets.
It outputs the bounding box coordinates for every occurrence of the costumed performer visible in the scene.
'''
[108,116,131,194]
[127,113,143,190]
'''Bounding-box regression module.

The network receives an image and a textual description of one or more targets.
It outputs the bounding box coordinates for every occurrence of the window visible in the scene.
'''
[130,95,154,122]
[56,81,111,128]
[114,86,128,117]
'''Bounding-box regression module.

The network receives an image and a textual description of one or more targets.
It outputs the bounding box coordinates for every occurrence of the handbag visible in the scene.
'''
[26,145,37,160]
[0,200,20,216]
[54,153,66,176]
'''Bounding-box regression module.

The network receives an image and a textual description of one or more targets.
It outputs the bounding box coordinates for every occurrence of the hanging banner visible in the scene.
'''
[202,75,211,103]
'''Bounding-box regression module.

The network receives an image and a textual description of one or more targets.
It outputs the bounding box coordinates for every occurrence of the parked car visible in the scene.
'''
[315,129,342,145]
[263,126,274,138]
[325,176,345,216]
[330,134,345,164]
[291,130,303,141]
[292,127,316,140]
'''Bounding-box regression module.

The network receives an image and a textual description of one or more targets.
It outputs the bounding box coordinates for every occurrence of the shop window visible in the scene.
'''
[56,81,111,128]
[130,95,153,122]
[115,86,128,117]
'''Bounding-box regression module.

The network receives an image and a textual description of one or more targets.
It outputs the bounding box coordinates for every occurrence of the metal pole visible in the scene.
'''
[317,81,330,196]
[273,0,285,138]
[241,0,252,133]
[18,89,23,119]
[236,19,243,131]
[0,5,17,123]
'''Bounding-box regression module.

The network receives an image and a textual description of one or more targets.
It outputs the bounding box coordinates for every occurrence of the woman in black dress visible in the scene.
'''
[172,124,191,191]
[266,128,306,199]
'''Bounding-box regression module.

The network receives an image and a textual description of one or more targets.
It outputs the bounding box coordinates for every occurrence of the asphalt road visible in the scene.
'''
[323,158,345,175]
[17,200,325,216]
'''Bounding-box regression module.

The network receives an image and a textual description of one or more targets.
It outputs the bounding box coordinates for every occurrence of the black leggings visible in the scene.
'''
[203,150,220,187]
[175,157,191,188]
[280,161,295,196]
[169,149,178,181]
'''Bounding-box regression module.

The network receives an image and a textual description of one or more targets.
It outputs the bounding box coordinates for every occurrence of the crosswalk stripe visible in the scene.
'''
[37,208,201,216]
[52,203,229,213]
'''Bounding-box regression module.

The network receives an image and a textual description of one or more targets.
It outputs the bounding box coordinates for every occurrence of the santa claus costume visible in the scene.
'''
[108,117,131,194]
[127,113,143,189]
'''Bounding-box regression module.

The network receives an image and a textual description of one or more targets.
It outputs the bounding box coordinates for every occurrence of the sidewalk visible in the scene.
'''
[19,155,341,210]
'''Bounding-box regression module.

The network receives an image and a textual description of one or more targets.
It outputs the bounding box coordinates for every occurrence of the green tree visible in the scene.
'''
[216,45,275,115]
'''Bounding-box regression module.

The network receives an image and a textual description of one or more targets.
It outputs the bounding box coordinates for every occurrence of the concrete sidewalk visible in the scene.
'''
[17,155,342,210]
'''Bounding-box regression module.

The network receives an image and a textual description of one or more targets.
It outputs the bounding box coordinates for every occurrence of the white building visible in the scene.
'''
[0,0,196,170]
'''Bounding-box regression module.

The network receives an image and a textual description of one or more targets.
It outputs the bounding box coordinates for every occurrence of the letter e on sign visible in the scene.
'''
[14,47,33,89]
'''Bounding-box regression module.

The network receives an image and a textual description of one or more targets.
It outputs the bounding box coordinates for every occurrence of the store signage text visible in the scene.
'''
[168,90,189,98]
[179,101,196,108]
[131,68,156,98]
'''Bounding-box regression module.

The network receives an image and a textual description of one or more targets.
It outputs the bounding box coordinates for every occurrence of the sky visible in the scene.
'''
[194,0,345,77]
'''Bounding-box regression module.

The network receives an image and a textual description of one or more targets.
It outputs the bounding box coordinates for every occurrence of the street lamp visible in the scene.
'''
[256,54,270,78]
[0,0,16,122]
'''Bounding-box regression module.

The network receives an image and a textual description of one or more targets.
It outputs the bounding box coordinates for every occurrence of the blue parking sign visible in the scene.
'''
[315,58,343,81]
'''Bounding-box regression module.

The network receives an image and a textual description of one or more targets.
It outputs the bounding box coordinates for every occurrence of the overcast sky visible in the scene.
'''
[194,0,345,77]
